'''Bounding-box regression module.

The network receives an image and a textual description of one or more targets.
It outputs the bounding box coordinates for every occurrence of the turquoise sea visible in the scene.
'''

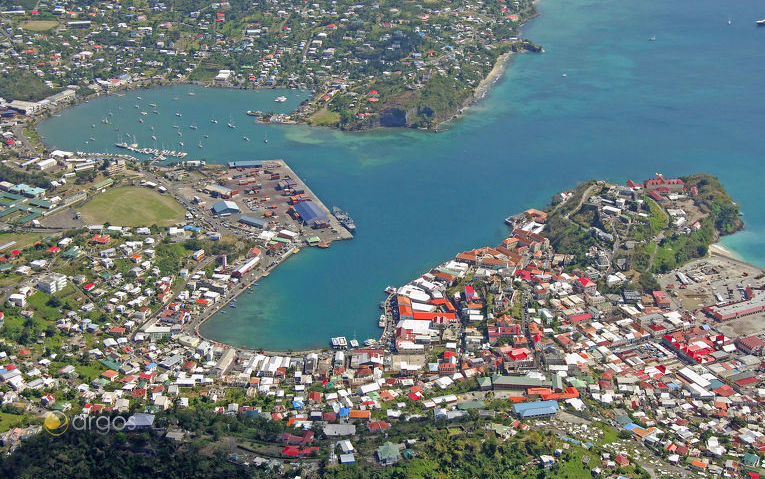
[38,0,765,350]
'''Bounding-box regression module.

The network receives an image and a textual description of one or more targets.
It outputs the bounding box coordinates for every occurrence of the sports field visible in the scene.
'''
[78,187,185,227]
[20,20,59,31]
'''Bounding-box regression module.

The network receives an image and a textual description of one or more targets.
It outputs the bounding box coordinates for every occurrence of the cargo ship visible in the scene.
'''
[332,206,356,234]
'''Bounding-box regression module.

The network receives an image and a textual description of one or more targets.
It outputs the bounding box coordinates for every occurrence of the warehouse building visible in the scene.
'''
[239,216,267,229]
[205,184,234,198]
[491,375,552,391]
[293,201,327,225]
[228,160,262,169]
[212,200,240,215]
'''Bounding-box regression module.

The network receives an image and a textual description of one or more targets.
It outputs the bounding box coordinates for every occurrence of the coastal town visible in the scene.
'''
[0,0,538,131]
[0,151,763,478]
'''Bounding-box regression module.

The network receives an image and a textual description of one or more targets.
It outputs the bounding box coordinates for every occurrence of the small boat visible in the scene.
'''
[149,103,157,107]
[384,286,396,294]
[198,141,203,148]
[757,19,765,25]
[178,141,184,147]
[230,303,237,308]
[203,134,209,138]
[228,122,236,128]
[379,314,386,327]
[561,73,567,77]
[176,112,182,117]
[243,136,249,141]
[649,35,656,41]
[153,110,159,114]
[211,119,218,124]
[317,241,331,248]
[189,125,197,130]
[152,135,157,141]
[135,104,140,108]
[275,96,287,102]
[136,96,142,100]
[88,137,95,141]
[188,92,196,96]
[177,131,182,136]
[247,110,258,116]
[138,118,144,123]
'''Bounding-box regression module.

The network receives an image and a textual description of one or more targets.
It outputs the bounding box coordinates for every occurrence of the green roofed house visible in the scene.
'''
[457,400,486,410]
[63,246,81,259]
[376,441,402,466]
[568,377,587,388]
[477,377,492,390]
[742,452,760,467]
[10,184,45,198]
[101,358,122,370]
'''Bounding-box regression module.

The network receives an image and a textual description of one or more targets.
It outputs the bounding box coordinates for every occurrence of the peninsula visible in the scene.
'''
[0,0,539,131]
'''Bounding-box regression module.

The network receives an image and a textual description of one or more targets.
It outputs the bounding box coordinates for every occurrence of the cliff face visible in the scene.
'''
[378,107,409,127]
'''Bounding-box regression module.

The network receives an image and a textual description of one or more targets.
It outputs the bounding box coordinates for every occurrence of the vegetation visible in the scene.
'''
[0,163,52,188]
[682,173,742,234]
[78,187,186,227]
[0,71,61,102]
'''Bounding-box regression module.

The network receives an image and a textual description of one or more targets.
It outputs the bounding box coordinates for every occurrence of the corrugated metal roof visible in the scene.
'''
[513,400,559,418]
[294,201,326,223]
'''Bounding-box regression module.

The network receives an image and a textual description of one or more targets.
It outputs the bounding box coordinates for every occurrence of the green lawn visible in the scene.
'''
[78,186,185,227]
[309,108,340,126]
[646,197,668,235]
[0,412,24,432]
[19,20,59,31]
[0,232,48,250]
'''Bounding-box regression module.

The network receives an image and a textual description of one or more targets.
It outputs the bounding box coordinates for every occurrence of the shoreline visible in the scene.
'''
[709,242,763,270]
[30,11,541,142]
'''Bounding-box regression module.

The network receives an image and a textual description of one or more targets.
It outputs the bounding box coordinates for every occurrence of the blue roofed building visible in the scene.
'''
[513,400,559,418]
[212,200,240,215]
[293,201,328,225]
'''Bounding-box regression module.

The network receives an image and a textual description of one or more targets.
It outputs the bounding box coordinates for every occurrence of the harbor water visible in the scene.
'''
[37,0,765,350]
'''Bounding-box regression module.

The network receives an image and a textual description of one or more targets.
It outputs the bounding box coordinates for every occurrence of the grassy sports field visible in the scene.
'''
[78,186,185,227]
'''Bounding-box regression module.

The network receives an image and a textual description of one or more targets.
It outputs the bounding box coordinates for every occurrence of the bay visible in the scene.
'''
[38,0,765,350]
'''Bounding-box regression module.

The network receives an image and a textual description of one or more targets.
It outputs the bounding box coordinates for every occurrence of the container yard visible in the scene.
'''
[177,159,353,248]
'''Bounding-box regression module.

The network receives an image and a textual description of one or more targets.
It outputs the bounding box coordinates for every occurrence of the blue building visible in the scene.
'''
[513,400,559,418]
[293,201,327,224]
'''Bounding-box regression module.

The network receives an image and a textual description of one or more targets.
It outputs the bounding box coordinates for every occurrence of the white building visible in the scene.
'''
[37,273,68,294]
